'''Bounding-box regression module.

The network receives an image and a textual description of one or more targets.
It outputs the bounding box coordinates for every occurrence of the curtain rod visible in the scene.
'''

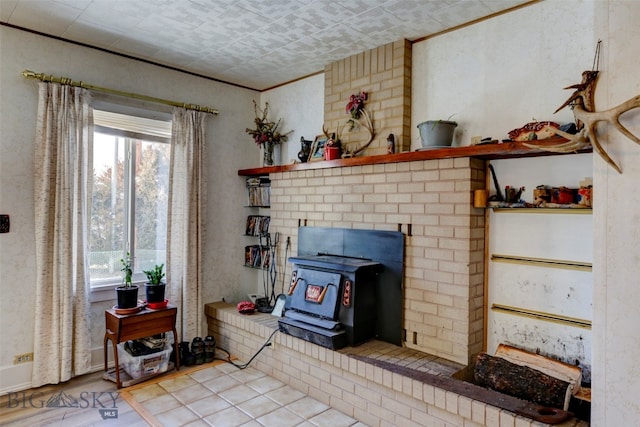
[21,70,219,115]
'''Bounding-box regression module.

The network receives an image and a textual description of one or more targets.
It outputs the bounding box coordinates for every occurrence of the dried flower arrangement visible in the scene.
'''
[245,101,293,146]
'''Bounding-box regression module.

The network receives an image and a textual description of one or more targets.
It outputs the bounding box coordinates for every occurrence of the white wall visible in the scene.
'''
[261,74,325,165]
[591,1,640,426]
[235,75,325,301]
[411,0,593,148]
[0,25,260,391]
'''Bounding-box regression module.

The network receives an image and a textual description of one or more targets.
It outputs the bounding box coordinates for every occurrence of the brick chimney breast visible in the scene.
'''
[324,39,412,156]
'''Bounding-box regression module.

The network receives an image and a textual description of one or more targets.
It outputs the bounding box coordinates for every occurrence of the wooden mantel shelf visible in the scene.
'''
[237,138,592,177]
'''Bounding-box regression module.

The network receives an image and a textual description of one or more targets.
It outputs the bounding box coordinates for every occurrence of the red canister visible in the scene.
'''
[551,187,576,204]
[325,146,341,160]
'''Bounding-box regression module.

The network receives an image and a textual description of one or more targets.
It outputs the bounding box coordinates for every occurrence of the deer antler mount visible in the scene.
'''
[525,70,640,174]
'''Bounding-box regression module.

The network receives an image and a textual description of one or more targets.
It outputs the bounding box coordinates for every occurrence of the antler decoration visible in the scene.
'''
[343,108,375,157]
[524,66,640,173]
[323,91,376,158]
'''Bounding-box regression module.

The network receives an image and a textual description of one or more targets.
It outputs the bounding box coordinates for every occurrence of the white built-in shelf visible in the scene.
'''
[491,207,592,214]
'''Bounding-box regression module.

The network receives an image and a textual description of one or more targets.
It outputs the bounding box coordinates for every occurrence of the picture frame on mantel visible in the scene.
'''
[309,135,328,162]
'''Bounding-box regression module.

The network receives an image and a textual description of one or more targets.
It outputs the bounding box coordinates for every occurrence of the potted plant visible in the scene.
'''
[417,115,458,148]
[116,252,139,309]
[143,263,166,304]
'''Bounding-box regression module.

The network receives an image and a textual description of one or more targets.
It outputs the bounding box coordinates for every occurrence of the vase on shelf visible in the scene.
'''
[262,142,281,166]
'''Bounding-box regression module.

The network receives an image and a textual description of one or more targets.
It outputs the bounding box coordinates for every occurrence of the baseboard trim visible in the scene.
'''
[0,362,33,394]
[0,346,112,394]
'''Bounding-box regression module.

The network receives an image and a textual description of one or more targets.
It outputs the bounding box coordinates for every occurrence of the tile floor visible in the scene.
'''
[127,362,366,427]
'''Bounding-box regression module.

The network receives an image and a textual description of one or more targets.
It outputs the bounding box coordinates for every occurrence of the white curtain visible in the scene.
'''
[32,82,93,387]
[168,108,208,341]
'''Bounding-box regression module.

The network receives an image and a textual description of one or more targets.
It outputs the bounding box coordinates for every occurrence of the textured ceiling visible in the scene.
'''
[1,0,532,91]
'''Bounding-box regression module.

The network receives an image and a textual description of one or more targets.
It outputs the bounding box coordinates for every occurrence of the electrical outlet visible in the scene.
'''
[14,352,34,364]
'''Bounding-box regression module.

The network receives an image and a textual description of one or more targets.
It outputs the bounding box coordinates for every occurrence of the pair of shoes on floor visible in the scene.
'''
[204,336,215,363]
[191,337,205,365]
[180,336,216,366]
[179,341,195,366]
[190,336,216,365]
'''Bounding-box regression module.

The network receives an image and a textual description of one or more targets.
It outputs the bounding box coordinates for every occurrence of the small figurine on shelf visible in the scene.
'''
[298,136,313,163]
[533,185,551,206]
[387,133,395,154]
[504,186,525,203]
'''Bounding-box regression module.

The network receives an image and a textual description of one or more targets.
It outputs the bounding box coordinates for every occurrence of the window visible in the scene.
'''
[89,110,171,289]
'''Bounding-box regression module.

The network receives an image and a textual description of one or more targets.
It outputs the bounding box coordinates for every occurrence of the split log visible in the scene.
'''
[474,352,571,410]
[495,344,582,396]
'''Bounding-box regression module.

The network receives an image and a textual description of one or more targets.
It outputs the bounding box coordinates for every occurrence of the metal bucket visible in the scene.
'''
[417,120,457,147]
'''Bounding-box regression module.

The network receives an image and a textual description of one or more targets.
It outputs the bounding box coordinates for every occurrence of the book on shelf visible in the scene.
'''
[245,215,270,236]
[246,177,271,207]
[244,245,271,269]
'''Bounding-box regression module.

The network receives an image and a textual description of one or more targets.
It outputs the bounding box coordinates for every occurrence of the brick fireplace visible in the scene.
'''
[301,41,485,365]
[269,157,486,366]
[225,149,591,425]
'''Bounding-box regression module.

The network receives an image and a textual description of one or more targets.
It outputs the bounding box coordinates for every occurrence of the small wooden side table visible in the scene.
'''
[104,304,180,388]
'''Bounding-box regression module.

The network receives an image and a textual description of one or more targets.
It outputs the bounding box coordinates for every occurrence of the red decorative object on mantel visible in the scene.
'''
[325,146,341,160]
[237,301,256,314]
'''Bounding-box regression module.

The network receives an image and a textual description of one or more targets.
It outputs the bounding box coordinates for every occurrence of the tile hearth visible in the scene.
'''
[125,362,365,427]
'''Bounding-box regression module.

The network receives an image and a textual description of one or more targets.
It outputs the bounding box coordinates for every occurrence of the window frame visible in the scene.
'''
[89,109,171,300]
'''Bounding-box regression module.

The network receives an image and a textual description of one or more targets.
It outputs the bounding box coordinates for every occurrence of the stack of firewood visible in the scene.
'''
[474,344,583,411]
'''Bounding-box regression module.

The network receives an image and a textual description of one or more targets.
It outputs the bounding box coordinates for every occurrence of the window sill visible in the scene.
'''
[90,280,146,303]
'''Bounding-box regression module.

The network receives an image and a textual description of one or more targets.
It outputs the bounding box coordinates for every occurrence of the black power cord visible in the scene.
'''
[215,328,279,370]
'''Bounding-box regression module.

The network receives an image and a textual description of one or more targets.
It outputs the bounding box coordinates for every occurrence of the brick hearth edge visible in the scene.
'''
[205,302,586,427]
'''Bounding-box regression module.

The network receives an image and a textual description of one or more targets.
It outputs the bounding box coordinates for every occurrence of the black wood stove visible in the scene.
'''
[278,227,404,350]
[279,254,382,349]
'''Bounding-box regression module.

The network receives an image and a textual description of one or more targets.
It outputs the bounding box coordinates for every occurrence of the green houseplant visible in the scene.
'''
[143,263,166,304]
[116,252,139,309]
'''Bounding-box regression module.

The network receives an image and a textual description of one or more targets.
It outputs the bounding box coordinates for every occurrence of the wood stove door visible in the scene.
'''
[290,267,342,320]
